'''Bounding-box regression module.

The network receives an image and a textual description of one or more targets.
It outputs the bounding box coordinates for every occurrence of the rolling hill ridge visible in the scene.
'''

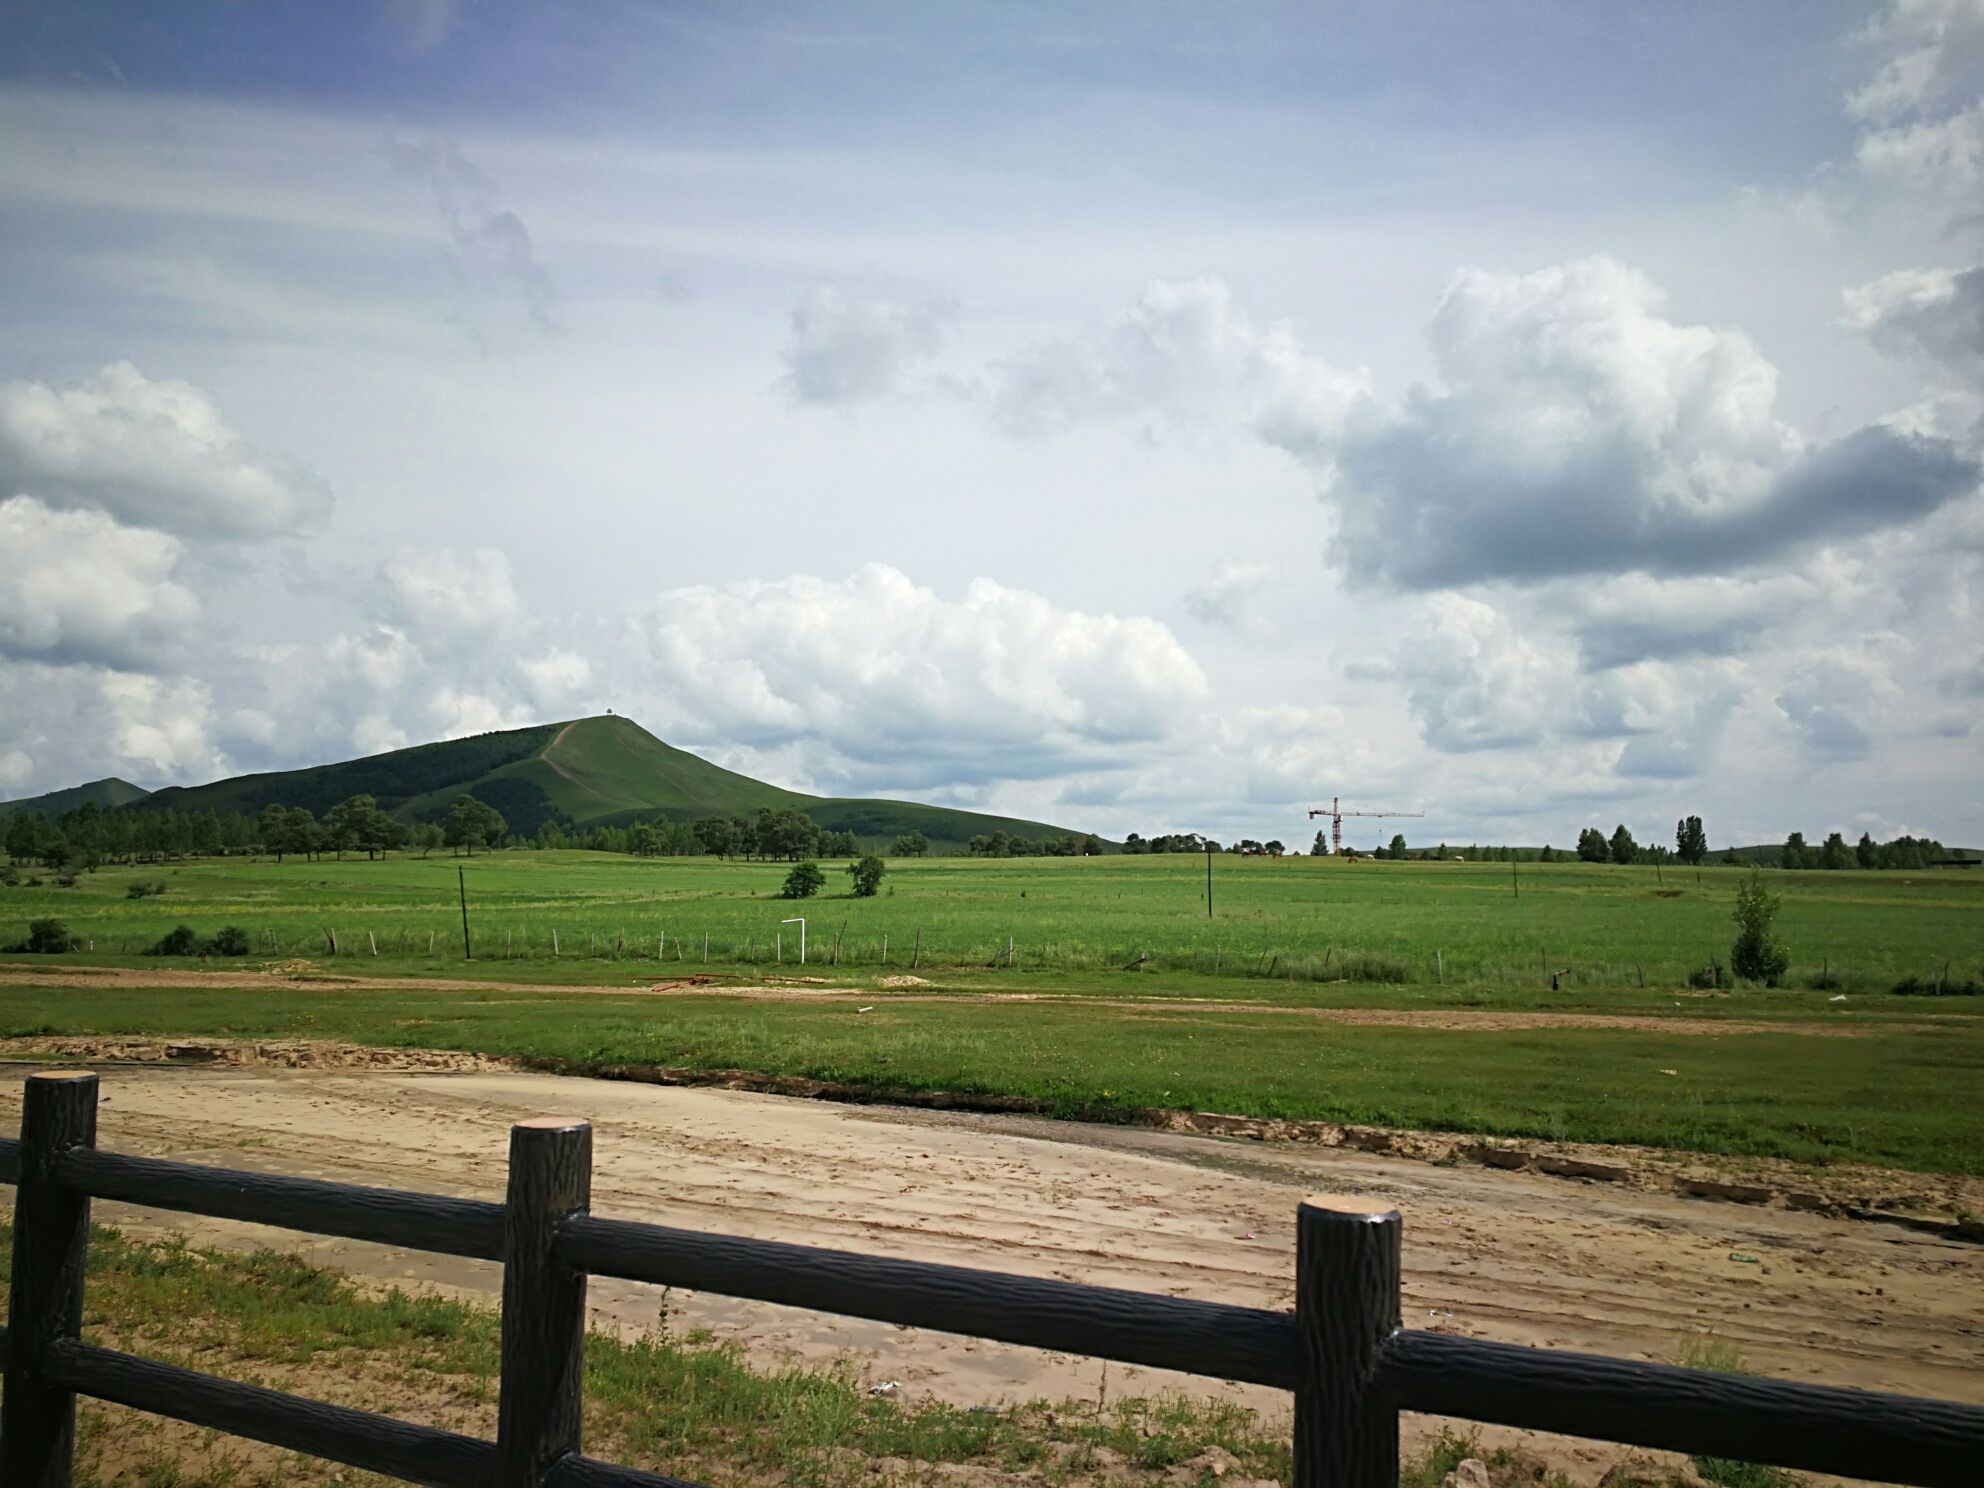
[130,715,1092,849]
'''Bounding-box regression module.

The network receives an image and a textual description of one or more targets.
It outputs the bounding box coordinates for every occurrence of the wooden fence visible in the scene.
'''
[2,1070,1980,1487]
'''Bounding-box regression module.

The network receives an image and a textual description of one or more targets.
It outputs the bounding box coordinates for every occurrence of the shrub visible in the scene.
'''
[53,872,77,888]
[1687,962,1723,989]
[146,924,202,957]
[778,861,825,900]
[1729,873,1789,986]
[4,917,80,953]
[846,854,886,897]
[1336,952,1412,984]
[125,880,167,900]
[0,862,19,887]
[205,925,252,957]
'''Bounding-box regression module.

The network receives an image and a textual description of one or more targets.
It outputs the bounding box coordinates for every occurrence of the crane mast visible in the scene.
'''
[1306,796,1425,856]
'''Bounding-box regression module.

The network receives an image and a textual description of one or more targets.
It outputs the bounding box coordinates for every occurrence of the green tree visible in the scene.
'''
[847,854,886,896]
[1781,831,1809,870]
[1576,827,1609,863]
[444,795,507,856]
[1538,844,1556,863]
[1608,824,1637,865]
[411,822,444,858]
[1819,831,1851,870]
[1675,815,1708,865]
[1387,833,1407,857]
[779,860,825,899]
[1855,831,1878,869]
[889,830,930,858]
[1730,872,1790,985]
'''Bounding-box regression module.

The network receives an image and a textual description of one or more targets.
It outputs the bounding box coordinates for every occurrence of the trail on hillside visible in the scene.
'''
[0,1065,1974,1485]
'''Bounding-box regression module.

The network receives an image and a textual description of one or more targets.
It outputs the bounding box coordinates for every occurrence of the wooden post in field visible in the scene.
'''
[458,866,472,961]
[325,928,337,955]
[882,934,888,965]
[551,929,559,956]
[497,1116,592,1486]
[912,929,922,969]
[702,931,709,964]
[777,930,783,964]
[1006,934,1015,968]
[1294,1196,1402,1488]
[1214,944,1221,975]
[368,931,378,957]
[428,930,436,954]
[2,1071,100,1486]
[1435,950,1443,984]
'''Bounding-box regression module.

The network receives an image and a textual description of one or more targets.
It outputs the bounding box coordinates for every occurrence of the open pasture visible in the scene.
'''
[2,850,1978,1003]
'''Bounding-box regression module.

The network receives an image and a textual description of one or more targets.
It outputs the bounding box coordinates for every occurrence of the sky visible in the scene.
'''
[1,0,1979,851]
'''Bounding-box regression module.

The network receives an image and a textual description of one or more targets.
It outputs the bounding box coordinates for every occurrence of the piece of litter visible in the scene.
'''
[869,1381,901,1397]
[1238,1231,1257,1240]
[1829,994,1847,1003]
[1729,1251,1760,1264]
[1660,1068,1679,1076]
[856,1006,875,1013]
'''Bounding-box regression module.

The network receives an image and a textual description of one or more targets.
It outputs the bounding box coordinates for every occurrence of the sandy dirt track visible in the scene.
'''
[1,1064,1977,1482]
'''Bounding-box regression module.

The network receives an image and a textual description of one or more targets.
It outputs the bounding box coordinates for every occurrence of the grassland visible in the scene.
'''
[2,852,1980,1176]
[4,850,1978,995]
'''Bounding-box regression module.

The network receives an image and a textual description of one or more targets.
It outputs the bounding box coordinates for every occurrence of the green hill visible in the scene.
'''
[138,715,1093,850]
[0,777,152,818]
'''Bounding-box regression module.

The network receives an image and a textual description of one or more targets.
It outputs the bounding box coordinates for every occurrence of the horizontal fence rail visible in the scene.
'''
[3,1071,1982,1488]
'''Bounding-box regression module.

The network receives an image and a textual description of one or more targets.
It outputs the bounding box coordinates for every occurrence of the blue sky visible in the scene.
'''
[1,0,1979,848]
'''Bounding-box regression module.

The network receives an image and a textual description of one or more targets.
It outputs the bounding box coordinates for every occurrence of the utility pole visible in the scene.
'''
[1206,845,1214,918]
[458,865,473,960]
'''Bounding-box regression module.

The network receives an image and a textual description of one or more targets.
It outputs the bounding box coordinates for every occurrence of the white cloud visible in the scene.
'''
[990,276,1370,443]
[521,648,593,711]
[1182,560,1279,639]
[381,130,557,335]
[780,287,943,405]
[0,362,333,538]
[626,563,1207,789]
[99,671,225,779]
[1377,594,1569,752]
[1775,656,1886,763]
[1564,573,1811,670]
[428,688,535,740]
[1845,265,1984,379]
[1849,0,1984,194]
[0,496,198,668]
[1320,258,1975,587]
[0,750,31,790]
[381,546,520,640]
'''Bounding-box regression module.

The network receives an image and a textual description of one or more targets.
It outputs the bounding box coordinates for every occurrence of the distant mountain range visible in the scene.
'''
[0,715,1094,850]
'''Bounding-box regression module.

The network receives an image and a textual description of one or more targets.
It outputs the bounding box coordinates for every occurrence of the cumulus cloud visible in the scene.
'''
[780,287,943,405]
[1320,259,1975,587]
[382,131,557,333]
[626,563,1206,789]
[99,671,225,780]
[1849,0,1984,195]
[0,362,333,537]
[0,750,31,790]
[1371,595,1568,752]
[381,546,520,641]
[990,276,1370,441]
[520,648,593,712]
[0,496,198,668]
[1845,265,1984,379]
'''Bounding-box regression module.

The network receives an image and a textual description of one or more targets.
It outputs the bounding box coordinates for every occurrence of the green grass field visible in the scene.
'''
[4,851,1979,995]
[3,852,1981,1176]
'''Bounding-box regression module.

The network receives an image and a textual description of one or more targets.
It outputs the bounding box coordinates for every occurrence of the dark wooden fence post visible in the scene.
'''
[496,1116,592,1487]
[1294,1196,1402,1488]
[2,1070,102,1487]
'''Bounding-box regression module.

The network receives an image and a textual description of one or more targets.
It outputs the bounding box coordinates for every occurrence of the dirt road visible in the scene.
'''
[2,1065,1977,1482]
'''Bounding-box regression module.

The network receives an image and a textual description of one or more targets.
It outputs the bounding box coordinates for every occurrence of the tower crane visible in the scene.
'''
[1307,797,1424,856]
